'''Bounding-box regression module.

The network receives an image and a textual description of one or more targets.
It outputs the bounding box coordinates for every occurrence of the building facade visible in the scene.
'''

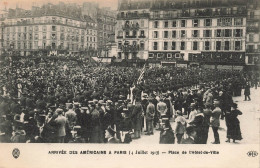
[246,0,260,69]
[97,7,117,57]
[0,3,98,57]
[116,0,251,68]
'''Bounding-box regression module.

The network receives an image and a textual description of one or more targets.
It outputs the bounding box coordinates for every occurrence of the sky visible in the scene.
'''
[0,0,119,10]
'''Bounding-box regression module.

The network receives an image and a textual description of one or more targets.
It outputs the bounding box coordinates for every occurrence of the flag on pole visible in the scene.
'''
[137,64,146,85]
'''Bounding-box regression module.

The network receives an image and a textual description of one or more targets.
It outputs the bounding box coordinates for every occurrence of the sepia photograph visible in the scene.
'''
[0,0,259,167]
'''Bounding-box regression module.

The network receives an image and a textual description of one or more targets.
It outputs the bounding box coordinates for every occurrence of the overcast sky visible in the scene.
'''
[0,0,118,10]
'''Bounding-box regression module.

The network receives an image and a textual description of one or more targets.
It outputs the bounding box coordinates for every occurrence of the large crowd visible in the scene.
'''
[0,56,259,144]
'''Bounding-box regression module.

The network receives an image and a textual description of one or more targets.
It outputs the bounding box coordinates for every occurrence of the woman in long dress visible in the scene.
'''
[225,103,242,143]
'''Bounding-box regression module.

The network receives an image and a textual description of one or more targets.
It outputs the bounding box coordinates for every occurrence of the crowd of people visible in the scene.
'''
[0,56,259,144]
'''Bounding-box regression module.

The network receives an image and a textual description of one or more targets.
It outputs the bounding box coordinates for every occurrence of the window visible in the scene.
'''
[224,41,230,50]
[216,41,221,50]
[204,30,212,37]
[204,19,211,27]
[164,42,168,50]
[224,29,232,37]
[153,31,158,38]
[249,34,254,42]
[193,19,199,27]
[51,34,56,40]
[125,31,129,37]
[234,29,243,37]
[149,53,154,58]
[171,42,176,50]
[164,31,168,38]
[34,34,38,40]
[217,19,222,26]
[235,41,241,50]
[234,18,243,26]
[172,31,176,38]
[172,20,177,27]
[118,42,122,49]
[153,42,158,50]
[216,29,222,37]
[193,30,199,37]
[118,52,122,59]
[140,30,145,37]
[181,30,186,38]
[181,20,186,27]
[34,26,38,31]
[193,41,198,50]
[154,21,158,28]
[43,33,46,40]
[52,26,56,31]
[205,41,210,50]
[223,18,232,26]
[164,21,168,28]
[140,41,144,50]
[180,42,185,50]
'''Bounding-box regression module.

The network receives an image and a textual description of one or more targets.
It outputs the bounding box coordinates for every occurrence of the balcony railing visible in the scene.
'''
[138,35,146,38]
[247,27,260,33]
[125,35,137,38]
[117,13,150,20]
[246,49,260,53]
[119,45,139,53]
[122,24,139,30]
[150,9,246,19]
[116,36,123,39]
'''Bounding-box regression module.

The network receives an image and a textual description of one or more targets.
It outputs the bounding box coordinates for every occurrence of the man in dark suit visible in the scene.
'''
[181,126,196,144]
[105,126,119,143]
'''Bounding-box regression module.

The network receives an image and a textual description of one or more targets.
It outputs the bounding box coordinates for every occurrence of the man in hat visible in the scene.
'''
[145,98,155,135]
[210,100,222,144]
[65,104,77,142]
[181,126,196,144]
[131,98,143,139]
[159,118,175,144]
[188,103,197,125]
[157,98,167,119]
[201,102,212,144]
[174,110,186,144]
[55,108,67,143]
[105,126,119,143]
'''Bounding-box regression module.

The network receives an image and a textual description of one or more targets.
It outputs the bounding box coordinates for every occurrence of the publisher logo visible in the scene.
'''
[247,151,258,157]
[12,148,20,159]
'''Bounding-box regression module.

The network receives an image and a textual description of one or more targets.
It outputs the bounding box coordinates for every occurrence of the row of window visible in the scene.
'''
[5,33,96,42]
[5,26,96,35]
[152,29,244,38]
[5,41,96,50]
[152,41,243,51]
[153,18,244,28]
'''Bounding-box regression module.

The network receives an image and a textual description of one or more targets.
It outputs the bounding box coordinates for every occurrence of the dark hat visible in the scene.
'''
[231,103,238,108]
[106,126,116,136]
[186,126,195,135]
[38,115,46,123]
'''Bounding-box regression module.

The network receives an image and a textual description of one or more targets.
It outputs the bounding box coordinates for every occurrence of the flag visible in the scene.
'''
[137,64,146,84]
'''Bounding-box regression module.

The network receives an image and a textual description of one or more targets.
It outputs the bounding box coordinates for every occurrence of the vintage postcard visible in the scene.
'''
[0,0,259,167]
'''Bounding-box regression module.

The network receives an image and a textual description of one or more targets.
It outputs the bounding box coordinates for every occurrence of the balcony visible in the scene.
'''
[122,23,139,31]
[246,49,260,53]
[138,35,146,38]
[125,35,137,38]
[119,45,139,53]
[247,27,260,33]
[117,13,150,20]
[116,36,123,39]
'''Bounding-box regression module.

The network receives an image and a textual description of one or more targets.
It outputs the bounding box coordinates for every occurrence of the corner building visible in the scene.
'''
[116,0,249,68]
